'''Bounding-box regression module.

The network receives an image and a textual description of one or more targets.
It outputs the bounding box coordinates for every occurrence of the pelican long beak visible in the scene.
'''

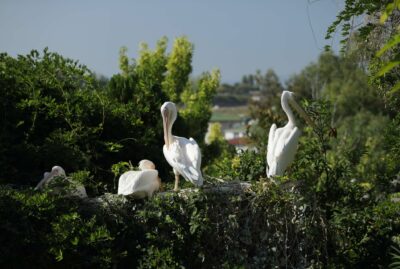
[290,99,314,128]
[162,110,170,148]
[35,170,53,190]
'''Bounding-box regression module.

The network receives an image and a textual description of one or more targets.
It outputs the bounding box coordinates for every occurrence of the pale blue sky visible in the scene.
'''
[0,0,342,83]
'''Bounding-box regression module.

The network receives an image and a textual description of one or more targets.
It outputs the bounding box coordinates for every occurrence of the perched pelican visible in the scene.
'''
[138,159,156,170]
[267,91,313,178]
[118,159,161,198]
[161,101,203,191]
[35,166,88,198]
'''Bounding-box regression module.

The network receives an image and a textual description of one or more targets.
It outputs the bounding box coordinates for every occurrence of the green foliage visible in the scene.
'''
[205,122,224,144]
[1,15,400,268]
[202,124,237,179]
[179,70,220,143]
[326,0,400,103]
[0,186,116,268]
[375,0,400,94]
[204,148,265,182]
[162,36,193,102]
[230,150,266,182]
[0,49,104,185]
[390,245,400,269]
[325,0,390,50]
[0,36,220,189]
[248,69,285,152]
[2,177,399,268]
[214,73,259,106]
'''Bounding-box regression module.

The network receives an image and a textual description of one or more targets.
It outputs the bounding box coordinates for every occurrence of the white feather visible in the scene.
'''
[266,91,309,178]
[267,126,301,177]
[35,166,87,198]
[163,136,203,186]
[118,169,160,198]
[161,101,204,189]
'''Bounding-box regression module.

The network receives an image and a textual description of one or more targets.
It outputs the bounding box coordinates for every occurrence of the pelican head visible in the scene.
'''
[138,159,156,170]
[282,91,313,127]
[51,166,66,177]
[35,165,66,190]
[161,101,177,147]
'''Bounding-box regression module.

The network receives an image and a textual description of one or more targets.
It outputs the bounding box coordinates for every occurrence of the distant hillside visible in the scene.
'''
[213,69,282,107]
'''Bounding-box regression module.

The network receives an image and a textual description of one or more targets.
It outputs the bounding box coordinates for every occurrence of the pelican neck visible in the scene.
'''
[282,95,296,126]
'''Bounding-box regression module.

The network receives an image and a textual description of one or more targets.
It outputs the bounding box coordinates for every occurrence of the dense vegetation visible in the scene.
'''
[1,1,400,268]
[0,37,219,192]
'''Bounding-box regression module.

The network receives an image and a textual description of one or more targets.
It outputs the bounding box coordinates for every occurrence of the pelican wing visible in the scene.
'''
[163,136,203,186]
[118,170,158,196]
[272,127,301,176]
[64,179,88,198]
[267,123,277,167]
[187,138,202,171]
[118,171,139,195]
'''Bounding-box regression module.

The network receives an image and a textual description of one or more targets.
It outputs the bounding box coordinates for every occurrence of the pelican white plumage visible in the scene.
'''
[161,101,203,191]
[117,160,161,198]
[35,166,88,198]
[266,91,312,178]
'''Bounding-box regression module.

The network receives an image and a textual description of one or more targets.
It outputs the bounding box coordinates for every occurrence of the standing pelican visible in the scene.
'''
[161,101,203,191]
[267,91,312,178]
[35,166,88,198]
[118,159,161,198]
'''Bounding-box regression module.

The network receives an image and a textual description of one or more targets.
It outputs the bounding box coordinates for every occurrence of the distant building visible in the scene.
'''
[227,137,251,152]
[208,107,252,151]
[250,91,261,102]
[224,125,246,140]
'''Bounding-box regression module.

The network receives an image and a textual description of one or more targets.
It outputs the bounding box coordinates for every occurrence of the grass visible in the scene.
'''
[210,106,249,122]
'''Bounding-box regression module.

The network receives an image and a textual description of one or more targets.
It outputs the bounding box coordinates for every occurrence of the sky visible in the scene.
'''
[0,0,342,83]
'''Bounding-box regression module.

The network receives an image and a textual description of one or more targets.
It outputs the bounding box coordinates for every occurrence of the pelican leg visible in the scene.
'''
[174,174,180,191]
[173,169,180,191]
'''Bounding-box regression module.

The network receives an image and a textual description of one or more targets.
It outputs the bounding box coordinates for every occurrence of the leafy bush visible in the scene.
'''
[0,37,220,191]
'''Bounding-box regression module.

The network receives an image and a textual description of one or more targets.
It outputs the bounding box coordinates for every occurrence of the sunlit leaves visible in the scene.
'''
[376,60,400,77]
[380,0,400,23]
[163,36,193,102]
[376,34,400,57]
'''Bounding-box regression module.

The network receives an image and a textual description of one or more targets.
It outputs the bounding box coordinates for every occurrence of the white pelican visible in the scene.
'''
[117,159,161,198]
[161,101,203,191]
[267,91,313,178]
[35,166,88,198]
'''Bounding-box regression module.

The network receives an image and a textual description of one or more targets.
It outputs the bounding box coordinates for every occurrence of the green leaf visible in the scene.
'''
[165,214,173,223]
[55,249,63,262]
[376,34,400,57]
[376,61,400,77]
[71,237,79,246]
[389,81,400,94]
[190,223,199,234]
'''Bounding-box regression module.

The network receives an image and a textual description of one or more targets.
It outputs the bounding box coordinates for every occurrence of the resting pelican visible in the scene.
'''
[161,101,203,191]
[267,91,313,178]
[118,159,161,198]
[35,166,88,198]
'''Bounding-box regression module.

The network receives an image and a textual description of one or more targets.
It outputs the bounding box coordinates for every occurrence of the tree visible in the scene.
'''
[248,69,285,151]
[0,37,220,189]
[326,0,400,110]
[205,122,224,144]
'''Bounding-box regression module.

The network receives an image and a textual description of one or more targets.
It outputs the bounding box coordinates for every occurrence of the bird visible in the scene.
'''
[138,159,156,170]
[117,159,161,199]
[161,101,203,191]
[35,166,88,198]
[266,91,313,179]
